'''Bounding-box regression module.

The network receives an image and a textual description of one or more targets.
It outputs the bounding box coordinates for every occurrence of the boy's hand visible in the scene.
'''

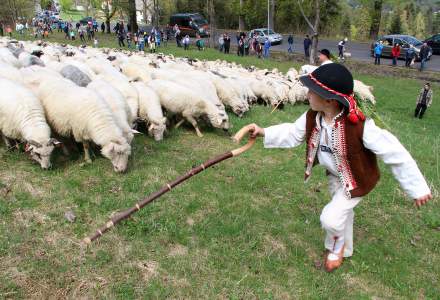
[247,123,265,138]
[415,194,432,208]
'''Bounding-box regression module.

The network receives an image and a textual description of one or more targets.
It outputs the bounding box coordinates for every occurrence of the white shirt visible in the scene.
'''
[263,111,431,199]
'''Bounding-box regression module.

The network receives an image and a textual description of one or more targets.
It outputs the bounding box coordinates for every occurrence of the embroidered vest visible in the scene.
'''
[305,110,380,198]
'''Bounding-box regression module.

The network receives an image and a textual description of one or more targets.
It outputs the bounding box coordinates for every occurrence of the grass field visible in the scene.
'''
[0,32,439,298]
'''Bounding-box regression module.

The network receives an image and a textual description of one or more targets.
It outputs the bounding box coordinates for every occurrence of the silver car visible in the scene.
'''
[371,34,432,61]
[249,28,283,45]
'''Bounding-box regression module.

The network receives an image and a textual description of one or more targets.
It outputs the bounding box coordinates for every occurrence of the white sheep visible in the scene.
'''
[148,79,229,137]
[21,70,132,173]
[0,77,58,169]
[354,79,376,104]
[132,81,167,141]
[87,78,135,143]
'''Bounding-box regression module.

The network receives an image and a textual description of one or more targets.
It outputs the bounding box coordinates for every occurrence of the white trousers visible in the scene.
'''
[320,175,362,257]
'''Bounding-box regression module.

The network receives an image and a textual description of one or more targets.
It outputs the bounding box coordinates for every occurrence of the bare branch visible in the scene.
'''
[297,0,316,34]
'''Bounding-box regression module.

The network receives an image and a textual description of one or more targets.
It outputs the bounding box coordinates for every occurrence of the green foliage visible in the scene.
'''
[414,11,426,39]
[389,10,402,34]
[59,0,74,12]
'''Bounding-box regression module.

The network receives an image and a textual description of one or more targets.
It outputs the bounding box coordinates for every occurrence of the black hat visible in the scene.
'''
[299,63,365,123]
[319,49,331,59]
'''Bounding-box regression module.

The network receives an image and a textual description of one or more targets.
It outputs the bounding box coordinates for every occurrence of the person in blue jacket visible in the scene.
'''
[263,38,271,59]
[374,41,383,65]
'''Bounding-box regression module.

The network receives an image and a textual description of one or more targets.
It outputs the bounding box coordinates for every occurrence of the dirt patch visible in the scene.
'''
[168,244,188,257]
[264,235,286,253]
[13,209,50,227]
[186,217,195,226]
[343,273,395,298]
[137,260,159,282]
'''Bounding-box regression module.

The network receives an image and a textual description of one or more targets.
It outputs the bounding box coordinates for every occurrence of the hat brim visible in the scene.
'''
[299,74,350,108]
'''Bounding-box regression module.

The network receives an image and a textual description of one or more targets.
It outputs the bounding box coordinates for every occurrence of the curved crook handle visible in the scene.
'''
[231,125,256,157]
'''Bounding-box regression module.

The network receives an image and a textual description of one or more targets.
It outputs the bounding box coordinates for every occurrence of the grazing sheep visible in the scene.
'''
[148,79,228,137]
[60,64,92,87]
[132,82,167,141]
[354,79,375,104]
[0,77,58,169]
[18,51,45,67]
[87,78,135,143]
[21,71,131,173]
[0,47,22,68]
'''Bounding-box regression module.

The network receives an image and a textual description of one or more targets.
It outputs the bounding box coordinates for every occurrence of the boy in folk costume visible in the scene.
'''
[244,64,432,272]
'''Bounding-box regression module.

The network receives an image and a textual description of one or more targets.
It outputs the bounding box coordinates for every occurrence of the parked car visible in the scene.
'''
[169,13,209,37]
[370,34,432,61]
[424,34,440,55]
[79,17,95,25]
[248,28,283,45]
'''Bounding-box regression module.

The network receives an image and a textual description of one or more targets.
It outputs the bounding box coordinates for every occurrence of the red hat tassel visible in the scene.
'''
[347,95,365,124]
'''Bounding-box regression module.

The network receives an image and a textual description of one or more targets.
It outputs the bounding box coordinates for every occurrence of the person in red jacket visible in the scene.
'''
[391,43,401,66]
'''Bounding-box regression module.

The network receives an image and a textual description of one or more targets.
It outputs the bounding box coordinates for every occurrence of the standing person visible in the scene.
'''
[6,25,12,37]
[0,23,3,37]
[288,34,294,54]
[405,45,416,68]
[149,34,156,53]
[391,43,400,66]
[374,41,383,65]
[183,34,190,50]
[244,37,250,55]
[79,26,86,42]
[218,34,224,52]
[263,38,271,59]
[224,34,231,54]
[86,25,92,41]
[303,34,311,58]
[338,37,347,61]
[236,31,241,55]
[238,36,245,56]
[415,83,433,119]
[101,22,105,33]
[419,42,430,72]
[255,41,263,59]
[118,28,126,47]
[241,63,431,272]
[318,49,333,65]
[126,31,132,49]
[138,32,145,52]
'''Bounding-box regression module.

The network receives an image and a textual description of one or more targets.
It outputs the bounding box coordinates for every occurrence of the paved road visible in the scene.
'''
[214,32,440,72]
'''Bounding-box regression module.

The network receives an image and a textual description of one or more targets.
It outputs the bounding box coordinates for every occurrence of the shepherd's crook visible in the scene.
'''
[83,126,256,244]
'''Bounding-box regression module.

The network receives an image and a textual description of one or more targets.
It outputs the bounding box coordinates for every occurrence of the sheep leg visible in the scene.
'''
[1,133,12,148]
[174,119,185,129]
[83,142,92,163]
[184,115,203,137]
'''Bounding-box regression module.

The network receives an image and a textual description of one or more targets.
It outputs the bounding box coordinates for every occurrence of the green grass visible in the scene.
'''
[0,32,439,299]
[60,9,86,22]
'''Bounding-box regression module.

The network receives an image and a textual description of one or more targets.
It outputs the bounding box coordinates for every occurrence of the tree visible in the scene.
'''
[268,0,275,30]
[297,0,320,64]
[99,0,120,33]
[128,0,138,32]
[389,10,402,34]
[369,0,383,39]
[59,0,73,12]
[208,0,215,47]
[414,11,426,39]
[238,0,245,31]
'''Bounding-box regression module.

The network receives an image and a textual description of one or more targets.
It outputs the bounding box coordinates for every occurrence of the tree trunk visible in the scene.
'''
[128,0,138,33]
[238,0,245,31]
[268,0,275,30]
[106,18,111,33]
[369,0,383,40]
[309,0,320,64]
[208,0,215,47]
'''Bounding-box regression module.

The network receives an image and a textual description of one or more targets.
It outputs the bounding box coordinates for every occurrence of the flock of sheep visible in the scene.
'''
[0,37,375,173]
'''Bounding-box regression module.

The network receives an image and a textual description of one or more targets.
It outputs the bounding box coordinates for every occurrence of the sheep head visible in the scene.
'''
[101,139,131,173]
[148,118,167,141]
[25,138,60,170]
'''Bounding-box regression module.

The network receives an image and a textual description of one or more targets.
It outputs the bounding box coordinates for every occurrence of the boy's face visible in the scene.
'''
[307,90,337,111]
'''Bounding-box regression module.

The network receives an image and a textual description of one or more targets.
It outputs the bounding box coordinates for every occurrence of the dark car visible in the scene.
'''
[370,34,432,61]
[79,17,95,25]
[169,13,209,37]
[424,34,440,55]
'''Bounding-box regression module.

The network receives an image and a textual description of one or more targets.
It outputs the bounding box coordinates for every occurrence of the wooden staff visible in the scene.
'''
[83,126,256,244]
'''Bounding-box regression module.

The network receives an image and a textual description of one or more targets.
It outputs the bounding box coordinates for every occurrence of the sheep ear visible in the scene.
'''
[131,129,142,134]
[48,138,62,146]
[28,140,42,148]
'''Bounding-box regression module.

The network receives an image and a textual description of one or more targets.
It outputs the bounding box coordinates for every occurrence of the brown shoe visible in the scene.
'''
[324,244,345,272]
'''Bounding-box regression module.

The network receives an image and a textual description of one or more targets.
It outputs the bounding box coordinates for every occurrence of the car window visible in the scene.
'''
[263,29,275,35]
[434,35,440,42]
[383,38,393,46]
[393,38,403,46]
[258,31,264,36]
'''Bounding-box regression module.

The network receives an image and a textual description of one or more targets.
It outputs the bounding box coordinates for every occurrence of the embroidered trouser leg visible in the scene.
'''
[320,175,362,257]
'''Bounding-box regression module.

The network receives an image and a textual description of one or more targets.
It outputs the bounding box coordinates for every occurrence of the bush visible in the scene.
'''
[60,0,73,11]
